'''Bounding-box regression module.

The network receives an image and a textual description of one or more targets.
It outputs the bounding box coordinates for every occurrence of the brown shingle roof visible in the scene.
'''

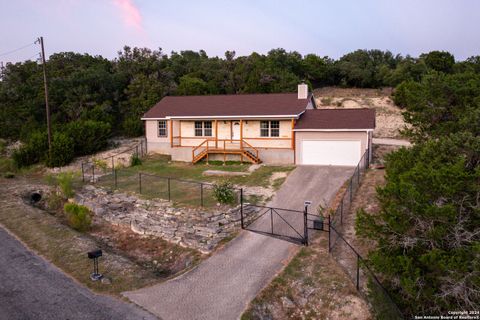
[294,109,376,130]
[142,93,309,118]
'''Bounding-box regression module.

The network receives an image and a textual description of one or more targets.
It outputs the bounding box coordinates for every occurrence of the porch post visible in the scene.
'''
[215,120,218,148]
[240,120,244,162]
[179,120,182,146]
[169,120,173,147]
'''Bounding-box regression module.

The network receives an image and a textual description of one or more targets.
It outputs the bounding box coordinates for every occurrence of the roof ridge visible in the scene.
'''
[164,92,298,98]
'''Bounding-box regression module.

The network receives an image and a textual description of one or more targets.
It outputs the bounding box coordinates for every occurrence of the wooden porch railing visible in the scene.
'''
[241,139,259,160]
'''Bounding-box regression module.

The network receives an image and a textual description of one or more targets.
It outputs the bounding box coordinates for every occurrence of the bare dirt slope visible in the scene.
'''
[313,87,406,139]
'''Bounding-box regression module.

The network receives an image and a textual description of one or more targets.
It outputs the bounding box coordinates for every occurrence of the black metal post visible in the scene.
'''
[136,145,139,157]
[81,163,85,182]
[240,188,244,229]
[92,164,95,183]
[356,253,360,290]
[140,141,143,157]
[270,208,274,234]
[111,157,114,175]
[200,183,204,207]
[114,169,117,189]
[139,173,142,194]
[357,164,360,185]
[303,205,309,246]
[168,178,171,201]
[349,179,353,204]
[328,215,331,252]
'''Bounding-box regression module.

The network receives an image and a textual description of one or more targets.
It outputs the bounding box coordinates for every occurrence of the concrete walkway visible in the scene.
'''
[124,166,354,320]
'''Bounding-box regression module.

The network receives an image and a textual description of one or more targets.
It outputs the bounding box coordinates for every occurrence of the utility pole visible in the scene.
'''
[37,36,52,157]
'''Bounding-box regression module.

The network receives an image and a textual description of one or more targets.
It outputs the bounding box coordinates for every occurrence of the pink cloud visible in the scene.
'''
[112,0,143,31]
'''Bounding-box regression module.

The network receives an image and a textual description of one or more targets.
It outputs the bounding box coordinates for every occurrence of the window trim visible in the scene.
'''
[158,120,168,137]
[260,120,280,137]
[194,121,213,137]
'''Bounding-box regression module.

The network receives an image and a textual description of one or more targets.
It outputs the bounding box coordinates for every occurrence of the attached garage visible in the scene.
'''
[300,140,361,166]
[294,109,375,166]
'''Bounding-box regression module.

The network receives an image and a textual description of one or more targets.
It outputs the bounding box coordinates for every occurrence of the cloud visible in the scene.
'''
[112,0,143,31]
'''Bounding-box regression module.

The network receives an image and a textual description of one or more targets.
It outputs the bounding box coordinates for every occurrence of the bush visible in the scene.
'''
[213,181,236,204]
[56,172,76,198]
[122,116,144,137]
[64,120,111,156]
[3,172,15,179]
[130,154,142,166]
[63,203,92,232]
[12,131,48,168]
[0,157,16,174]
[46,132,74,167]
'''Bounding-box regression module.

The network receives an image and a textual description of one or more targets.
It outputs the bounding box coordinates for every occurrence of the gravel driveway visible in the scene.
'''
[0,226,157,320]
[124,165,353,320]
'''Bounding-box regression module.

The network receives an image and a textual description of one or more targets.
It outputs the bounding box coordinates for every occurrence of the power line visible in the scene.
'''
[0,42,35,57]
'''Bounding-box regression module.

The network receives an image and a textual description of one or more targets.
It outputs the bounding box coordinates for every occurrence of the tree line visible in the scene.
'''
[357,69,480,316]
[1,47,479,167]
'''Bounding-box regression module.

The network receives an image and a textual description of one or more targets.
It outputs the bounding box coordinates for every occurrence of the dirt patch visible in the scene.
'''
[0,176,204,296]
[241,235,371,320]
[313,87,406,139]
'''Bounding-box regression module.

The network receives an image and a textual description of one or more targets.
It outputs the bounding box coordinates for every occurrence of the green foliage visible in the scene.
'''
[130,154,142,166]
[422,51,455,73]
[56,172,76,198]
[63,120,111,156]
[12,131,48,168]
[213,181,236,204]
[122,116,144,137]
[3,172,15,179]
[46,132,74,167]
[177,75,209,95]
[0,157,16,174]
[63,203,92,232]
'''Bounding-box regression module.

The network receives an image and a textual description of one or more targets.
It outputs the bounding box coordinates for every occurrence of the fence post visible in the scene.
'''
[168,178,171,201]
[139,173,142,194]
[303,205,309,246]
[357,164,360,185]
[200,183,204,207]
[136,145,139,157]
[140,141,143,157]
[111,157,114,175]
[240,188,244,229]
[356,253,360,291]
[328,215,331,252]
[92,164,95,183]
[114,169,117,189]
[81,163,85,182]
[270,208,274,234]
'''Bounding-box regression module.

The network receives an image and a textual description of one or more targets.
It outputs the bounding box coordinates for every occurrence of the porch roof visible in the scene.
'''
[142,93,310,119]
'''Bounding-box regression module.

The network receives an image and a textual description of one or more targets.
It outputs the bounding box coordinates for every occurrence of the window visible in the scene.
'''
[158,120,167,137]
[194,121,212,137]
[260,121,280,137]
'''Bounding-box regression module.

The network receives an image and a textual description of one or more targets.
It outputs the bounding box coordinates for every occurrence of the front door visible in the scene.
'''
[232,121,240,140]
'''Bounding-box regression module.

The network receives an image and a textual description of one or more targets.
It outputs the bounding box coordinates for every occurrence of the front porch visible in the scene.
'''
[191,139,261,164]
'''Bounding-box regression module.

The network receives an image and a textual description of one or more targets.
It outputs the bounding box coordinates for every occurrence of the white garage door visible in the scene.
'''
[300,140,361,166]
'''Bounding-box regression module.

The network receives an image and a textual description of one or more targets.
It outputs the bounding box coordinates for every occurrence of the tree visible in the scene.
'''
[356,134,480,316]
[421,51,455,73]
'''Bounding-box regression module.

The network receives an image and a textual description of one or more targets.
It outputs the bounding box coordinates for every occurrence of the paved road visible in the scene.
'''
[372,138,411,146]
[0,226,157,320]
[124,165,353,320]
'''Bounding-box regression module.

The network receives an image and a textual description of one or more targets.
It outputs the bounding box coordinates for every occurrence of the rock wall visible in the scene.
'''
[75,185,254,253]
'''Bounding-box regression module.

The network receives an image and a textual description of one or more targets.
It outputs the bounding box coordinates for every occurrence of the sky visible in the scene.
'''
[1,0,480,63]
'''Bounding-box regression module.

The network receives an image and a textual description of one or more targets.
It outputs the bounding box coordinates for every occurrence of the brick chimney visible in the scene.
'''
[298,83,308,99]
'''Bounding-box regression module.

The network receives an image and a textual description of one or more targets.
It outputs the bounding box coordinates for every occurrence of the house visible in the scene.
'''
[141,84,375,166]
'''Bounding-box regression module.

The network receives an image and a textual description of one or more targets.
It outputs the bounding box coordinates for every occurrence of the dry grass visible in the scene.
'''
[241,235,371,320]
[0,177,203,296]
[313,87,406,139]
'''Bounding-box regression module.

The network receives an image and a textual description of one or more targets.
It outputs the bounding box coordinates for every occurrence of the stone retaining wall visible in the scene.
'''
[75,185,255,253]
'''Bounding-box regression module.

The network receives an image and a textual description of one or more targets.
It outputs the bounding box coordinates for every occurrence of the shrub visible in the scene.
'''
[45,192,64,211]
[12,131,48,168]
[56,172,76,198]
[213,181,236,204]
[3,172,15,179]
[93,158,108,170]
[130,154,142,166]
[0,157,16,174]
[63,203,92,232]
[122,116,144,137]
[64,120,111,156]
[46,132,74,167]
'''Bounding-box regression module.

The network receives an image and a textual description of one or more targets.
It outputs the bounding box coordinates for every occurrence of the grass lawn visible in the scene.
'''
[96,154,294,207]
